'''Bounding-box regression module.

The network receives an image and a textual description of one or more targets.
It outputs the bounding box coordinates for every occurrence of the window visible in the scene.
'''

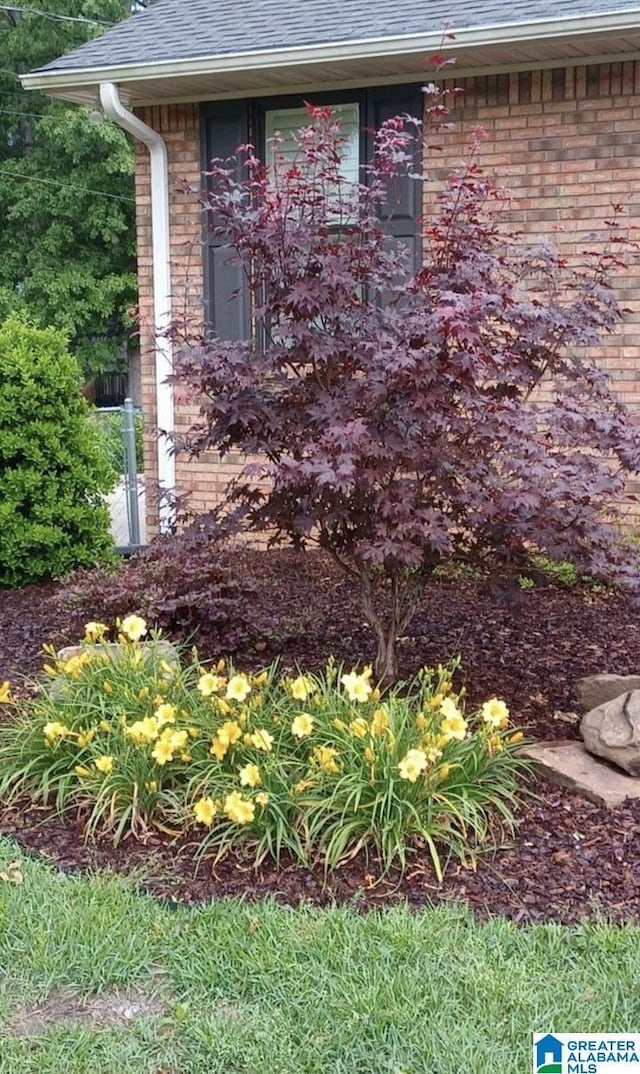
[202,87,422,341]
[264,102,360,186]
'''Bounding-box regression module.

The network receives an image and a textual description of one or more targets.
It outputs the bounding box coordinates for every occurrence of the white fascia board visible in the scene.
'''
[20,8,640,92]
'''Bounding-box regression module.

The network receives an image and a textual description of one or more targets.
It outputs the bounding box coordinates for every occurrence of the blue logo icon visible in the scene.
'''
[536,1035,563,1073]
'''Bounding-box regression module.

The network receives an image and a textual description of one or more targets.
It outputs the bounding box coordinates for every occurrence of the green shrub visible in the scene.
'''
[0,316,116,587]
[0,620,530,878]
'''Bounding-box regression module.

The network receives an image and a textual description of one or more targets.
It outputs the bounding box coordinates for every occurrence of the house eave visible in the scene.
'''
[20,9,640,106]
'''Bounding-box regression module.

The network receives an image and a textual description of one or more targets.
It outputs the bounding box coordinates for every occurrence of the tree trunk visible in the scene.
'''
[374,629,398,685]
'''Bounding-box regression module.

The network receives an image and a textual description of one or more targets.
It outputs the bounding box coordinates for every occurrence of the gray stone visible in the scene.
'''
[49,640,180,697]
[575,673,640,713]
[56,640,179,667]
[580,691,640,776]
[521,739,640,809]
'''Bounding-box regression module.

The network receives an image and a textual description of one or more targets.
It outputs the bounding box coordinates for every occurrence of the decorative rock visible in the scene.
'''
[575,673,640,713]
[56,640,179,667]
[580,691,640,776]
[49,640,180,698]
[522,740,640,809]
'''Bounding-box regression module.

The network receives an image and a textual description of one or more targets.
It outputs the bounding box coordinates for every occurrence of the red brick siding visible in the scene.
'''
[435,64,640,515]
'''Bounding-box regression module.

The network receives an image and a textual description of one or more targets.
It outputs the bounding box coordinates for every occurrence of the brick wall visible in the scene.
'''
[135,64,640,532]
[435,63,640,515]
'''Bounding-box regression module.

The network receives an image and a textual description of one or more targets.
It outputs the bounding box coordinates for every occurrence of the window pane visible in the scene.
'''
[264,102,360,185]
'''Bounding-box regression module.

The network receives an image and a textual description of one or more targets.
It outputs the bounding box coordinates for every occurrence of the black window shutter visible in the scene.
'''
[201,101,251,340]
[366,86,423,270]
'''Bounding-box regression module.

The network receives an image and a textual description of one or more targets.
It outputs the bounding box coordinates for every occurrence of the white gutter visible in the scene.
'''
[21,8,640,91]
[99,81,175,535]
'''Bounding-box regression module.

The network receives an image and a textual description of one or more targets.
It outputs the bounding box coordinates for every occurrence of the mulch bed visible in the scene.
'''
[1,548,639,924]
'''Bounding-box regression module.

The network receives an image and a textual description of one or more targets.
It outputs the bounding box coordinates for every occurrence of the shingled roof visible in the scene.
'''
[35,0,640,74]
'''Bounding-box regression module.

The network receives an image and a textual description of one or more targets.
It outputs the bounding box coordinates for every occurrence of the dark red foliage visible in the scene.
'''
[172,98,640,680]
[58,534,250,652]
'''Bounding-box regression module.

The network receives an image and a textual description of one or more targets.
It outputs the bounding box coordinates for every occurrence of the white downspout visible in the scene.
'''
[99,81,175,534]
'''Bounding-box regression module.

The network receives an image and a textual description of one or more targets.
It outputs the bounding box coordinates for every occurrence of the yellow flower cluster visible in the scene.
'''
[61,650,93,679]
[151,728,189,766]
[312,745,340,774]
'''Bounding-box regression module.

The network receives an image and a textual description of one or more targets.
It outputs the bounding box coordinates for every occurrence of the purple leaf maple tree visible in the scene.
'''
[173,96,640,682]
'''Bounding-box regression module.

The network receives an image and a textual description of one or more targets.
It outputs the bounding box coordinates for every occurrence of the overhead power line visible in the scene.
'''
[0,165,134,201]
[0,105,45,117]
[0,4,113,25]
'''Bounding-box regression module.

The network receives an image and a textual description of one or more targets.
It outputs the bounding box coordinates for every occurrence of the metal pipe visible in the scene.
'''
[122,397,141,546]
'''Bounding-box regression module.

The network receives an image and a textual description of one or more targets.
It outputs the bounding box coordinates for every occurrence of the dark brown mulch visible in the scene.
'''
[1,548,640,923]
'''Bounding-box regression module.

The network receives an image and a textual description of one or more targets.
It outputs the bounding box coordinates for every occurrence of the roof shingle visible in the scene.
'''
[37,0,640,74]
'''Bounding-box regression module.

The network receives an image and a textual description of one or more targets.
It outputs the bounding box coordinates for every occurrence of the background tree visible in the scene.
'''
[0,0,137,378]
[173,104,640,682]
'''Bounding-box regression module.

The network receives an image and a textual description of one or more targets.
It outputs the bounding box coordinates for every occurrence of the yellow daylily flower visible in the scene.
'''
[349,717,369,739]
[94,755,114,774]
[255,792,270,807]
[363,746,376,765]
[0,681,11,704]
[197,672,221,697]
[371,707,390,736]
[223,791,255,825]
[74,765,93,779]
[120,614,147,642]
[152,738,175,766]
[226,674,252,703]
[291,713,314,738]
[126,716,160,744]
[398,748,429,783]
[480,698,510,730]
[63,652,92,679]
[439,710,468,743]
[341,667,373,703]
[43,721,68,743]
[217,720,242,747]
[84,621,108,642]
[76,729,95,748]
[289,675,316,701]
[154,703,177,727]
[312,745,340,774]
[239,763,261,788]
[194,797,217,827]
[250,729,274,752]
[210,738,229,761]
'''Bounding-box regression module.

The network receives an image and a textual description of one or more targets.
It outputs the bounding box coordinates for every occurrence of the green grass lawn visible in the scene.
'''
[1,837,639,1074]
